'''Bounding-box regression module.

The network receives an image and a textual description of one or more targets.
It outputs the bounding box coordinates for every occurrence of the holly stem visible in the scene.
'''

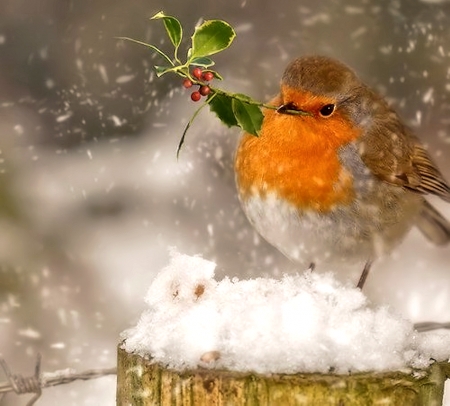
[178,65,309,117]
[207,87,308,116]
[116,37,175,67]
[177,93,217,158]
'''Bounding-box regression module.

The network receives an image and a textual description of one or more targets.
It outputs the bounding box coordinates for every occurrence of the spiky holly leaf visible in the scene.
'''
[151,12,182,50]
[191,20,236,58]
[190,56,215,68]
[208,93,238,128]
[231,95,264,136]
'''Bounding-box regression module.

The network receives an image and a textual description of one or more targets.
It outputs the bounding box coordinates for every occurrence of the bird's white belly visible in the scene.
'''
[240,190,422,270]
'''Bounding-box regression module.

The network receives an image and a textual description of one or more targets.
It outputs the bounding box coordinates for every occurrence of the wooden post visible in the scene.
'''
[117,345,450,405]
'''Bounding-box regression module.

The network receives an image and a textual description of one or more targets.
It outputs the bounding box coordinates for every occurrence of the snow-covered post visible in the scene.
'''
[116,349,449,405]
[116,251,450,405]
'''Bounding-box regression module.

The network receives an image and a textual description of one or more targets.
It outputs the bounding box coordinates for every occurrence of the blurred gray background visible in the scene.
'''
[1,0,450,404]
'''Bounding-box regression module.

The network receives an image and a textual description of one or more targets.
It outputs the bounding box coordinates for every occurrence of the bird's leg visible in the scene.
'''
[356,260,372,289]
[307,262,315,272]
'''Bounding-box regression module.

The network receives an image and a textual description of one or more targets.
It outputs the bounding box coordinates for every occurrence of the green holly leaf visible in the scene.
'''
[208,70,223,80]
[191,20,236,58]
[151,11,182,51]
[190,56,215,68]
[208,93,238,127]
[231,95,264,136]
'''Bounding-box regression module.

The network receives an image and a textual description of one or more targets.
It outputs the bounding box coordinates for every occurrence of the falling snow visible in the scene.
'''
[55,112,73,122]
[115,74,136,84]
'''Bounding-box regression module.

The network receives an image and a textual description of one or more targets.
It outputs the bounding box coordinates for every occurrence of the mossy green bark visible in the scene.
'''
[117,346,449,405]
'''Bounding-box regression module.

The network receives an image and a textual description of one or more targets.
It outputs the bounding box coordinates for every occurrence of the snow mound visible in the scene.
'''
[122,249,450,374]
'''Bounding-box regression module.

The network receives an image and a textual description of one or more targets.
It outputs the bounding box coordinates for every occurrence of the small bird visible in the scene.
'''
[234,55,450,288]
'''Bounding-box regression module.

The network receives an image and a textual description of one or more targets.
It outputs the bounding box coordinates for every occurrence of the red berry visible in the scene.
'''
[191,91,201,102]
[199,85,210,96]
[202,71,214,82]
[192,67,203,80]
[183,78,193,88]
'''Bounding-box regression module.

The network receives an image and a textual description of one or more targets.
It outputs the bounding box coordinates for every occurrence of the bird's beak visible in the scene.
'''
[276,103,311,116]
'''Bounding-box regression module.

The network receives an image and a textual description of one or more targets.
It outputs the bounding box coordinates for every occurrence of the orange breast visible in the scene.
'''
[235,96,361,212]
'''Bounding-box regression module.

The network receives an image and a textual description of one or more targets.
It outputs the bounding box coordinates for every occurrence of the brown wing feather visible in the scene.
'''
[405,144,450,202]
[359,116,450,202]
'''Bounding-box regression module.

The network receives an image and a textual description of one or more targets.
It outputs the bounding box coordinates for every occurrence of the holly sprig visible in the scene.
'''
[118,11,302,155]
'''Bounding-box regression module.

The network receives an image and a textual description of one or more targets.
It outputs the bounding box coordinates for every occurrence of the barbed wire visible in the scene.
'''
[414,321,450,332]
[0,354,116,406]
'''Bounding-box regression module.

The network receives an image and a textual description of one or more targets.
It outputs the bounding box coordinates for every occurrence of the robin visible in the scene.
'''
[234,55,450,288]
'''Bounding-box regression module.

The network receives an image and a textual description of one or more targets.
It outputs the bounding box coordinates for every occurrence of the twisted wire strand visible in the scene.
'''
[0,354,116,405]
[0,354,42,405]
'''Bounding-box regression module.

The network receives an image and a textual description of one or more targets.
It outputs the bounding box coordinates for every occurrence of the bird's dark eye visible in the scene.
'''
[319,104,335,117]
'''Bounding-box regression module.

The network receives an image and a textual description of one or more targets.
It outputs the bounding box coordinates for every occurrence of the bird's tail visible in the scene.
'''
[416,200,450,245]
